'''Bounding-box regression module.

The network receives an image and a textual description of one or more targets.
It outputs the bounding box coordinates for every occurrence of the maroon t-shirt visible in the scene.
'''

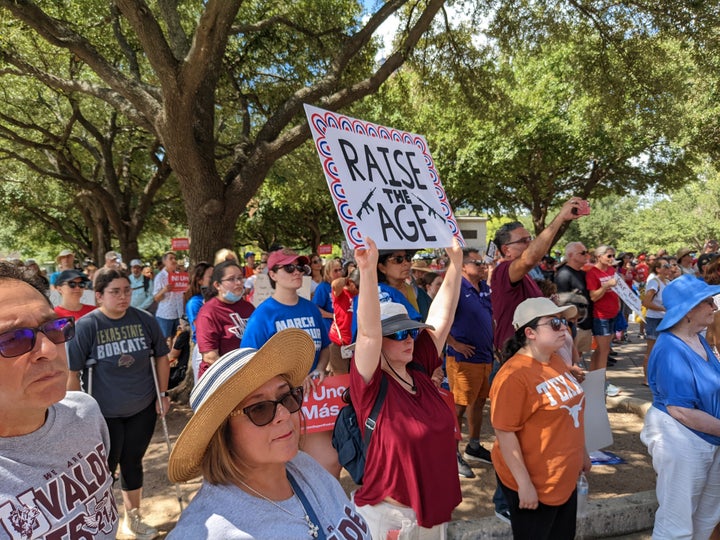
[350,331,461,527]
[195,296,255,356]
[490,260,543,351]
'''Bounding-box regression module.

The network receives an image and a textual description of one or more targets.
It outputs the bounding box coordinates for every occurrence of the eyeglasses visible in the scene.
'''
[105,287,132,297]
[576,250,588,256]
[0,317,75,358]
[505,236,534,246]
[311,259,322,264]
[465,260,488,267]
[63,281,89,289]
[386,255,413,264]
[221,275,244,284]
[535,317,568,332]
[230,387,304,427]
[384,328,421,341]
[273,263,309,275]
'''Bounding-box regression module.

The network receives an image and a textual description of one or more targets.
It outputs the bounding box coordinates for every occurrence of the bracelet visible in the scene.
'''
[159,391,168,397]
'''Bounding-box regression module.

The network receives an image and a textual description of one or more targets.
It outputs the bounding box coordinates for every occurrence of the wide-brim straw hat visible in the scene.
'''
[657,274,720,332]
[167,329,315,483]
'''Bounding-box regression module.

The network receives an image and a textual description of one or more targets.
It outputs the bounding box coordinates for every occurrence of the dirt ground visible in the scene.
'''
[123,401,655,537]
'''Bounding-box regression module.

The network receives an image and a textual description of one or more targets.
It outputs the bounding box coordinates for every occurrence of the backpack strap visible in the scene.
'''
[362,375,388,447]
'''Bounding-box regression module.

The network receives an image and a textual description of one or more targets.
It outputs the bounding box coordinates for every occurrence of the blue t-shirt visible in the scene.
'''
[185,294,203,343]
[350,283,422,341]
[241,297,330,371]
[312,280,333,334]
[648,331,720,445]
[447,277,493,364]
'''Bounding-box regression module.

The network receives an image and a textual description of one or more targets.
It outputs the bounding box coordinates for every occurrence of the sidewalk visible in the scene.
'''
[448,323,657,539]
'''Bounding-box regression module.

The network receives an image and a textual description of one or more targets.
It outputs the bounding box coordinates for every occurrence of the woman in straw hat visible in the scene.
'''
[490,296,589,540]
[640,274,720,539]
[167,329,370,539]
[351,237,463,539]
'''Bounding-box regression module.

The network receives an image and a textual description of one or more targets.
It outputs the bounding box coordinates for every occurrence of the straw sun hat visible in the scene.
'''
[168,329,315,483]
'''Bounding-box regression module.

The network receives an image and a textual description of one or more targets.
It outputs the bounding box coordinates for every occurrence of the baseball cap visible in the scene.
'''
[267,248,309,270]
[512,297,578,330]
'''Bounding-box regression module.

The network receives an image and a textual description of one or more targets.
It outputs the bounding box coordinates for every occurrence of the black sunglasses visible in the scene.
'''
[0,317,75,358]
[384,328,421,341]
[536,317,568,332]
[232,387,304,427]
[62,281,89,289]
[386,255,412,264]
[577,250,588,255]
[465,260,488,267]
[273,263,309,275]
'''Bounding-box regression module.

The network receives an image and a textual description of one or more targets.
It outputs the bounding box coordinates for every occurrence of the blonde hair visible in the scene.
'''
[214,248,239,266]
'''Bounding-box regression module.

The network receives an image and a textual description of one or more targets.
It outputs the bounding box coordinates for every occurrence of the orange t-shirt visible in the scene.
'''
[490,353,585,506]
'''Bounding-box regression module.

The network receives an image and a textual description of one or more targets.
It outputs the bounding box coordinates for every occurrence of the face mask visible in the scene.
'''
[223,290,243,303]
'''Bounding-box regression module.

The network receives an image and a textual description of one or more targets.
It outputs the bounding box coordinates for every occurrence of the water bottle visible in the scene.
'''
[577,472,589,517]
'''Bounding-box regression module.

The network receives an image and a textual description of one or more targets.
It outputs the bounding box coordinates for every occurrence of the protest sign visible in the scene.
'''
[168,271,189,293]
[582,369,613,452]
[252,274,311,307]
[613,278,644,321]
[302,375,349,433]
[304,104,464,250]
[171,237,190,251]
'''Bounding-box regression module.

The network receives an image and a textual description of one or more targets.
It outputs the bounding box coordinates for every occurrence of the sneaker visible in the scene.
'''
[463,443,493,465]
[457,451,475,478]
[495,508,511,524]
[605,382,621,397]
[121,508,158,540]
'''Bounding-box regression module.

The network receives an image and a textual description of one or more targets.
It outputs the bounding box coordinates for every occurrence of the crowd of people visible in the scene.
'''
[2,200,720,539]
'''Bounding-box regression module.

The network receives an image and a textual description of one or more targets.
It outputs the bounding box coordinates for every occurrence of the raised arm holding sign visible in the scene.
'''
[304,104,464,250]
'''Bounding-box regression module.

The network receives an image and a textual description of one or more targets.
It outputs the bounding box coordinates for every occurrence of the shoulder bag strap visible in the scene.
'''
[287,472,327,540]
[362,374,388,447]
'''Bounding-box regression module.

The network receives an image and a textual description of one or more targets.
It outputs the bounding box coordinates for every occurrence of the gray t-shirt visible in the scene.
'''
[168,452,370,540]
[67,307,170,417]
[0,392,118,539]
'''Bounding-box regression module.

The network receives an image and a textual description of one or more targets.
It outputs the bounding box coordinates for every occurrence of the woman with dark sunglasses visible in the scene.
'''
[167,329,371,539]
[490,297,590,540]
[351,236,463,539]
[241,248,336,476]
[53,269,96,320]
[377,249,433,321]
[67,267,170,540]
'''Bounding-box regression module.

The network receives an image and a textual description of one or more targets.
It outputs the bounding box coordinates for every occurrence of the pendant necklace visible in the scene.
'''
[385,359,416,392]
[238,478,319,538]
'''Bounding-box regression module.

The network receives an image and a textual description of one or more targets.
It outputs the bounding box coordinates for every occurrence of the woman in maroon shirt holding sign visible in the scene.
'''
[195,261,255,379]
[351,236,463,539]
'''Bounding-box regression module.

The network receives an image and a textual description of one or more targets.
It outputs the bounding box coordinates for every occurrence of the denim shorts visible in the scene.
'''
[645,317,663,340]
[592,317,616,337]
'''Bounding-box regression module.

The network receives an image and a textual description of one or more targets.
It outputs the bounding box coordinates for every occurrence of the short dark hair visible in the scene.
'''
[93,267,129,295]
[494,222,524,253]
[462,247,480,264]
[0,262,51,306]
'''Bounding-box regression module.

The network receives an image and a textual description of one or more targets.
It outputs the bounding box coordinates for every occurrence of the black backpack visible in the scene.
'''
[331,376,388,485]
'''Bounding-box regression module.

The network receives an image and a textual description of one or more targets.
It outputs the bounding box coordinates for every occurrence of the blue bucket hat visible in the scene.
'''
[656,274,720,332]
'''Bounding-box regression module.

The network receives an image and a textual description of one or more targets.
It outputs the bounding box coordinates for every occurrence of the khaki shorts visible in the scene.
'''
[446,356,492,406]
[327,342,350,375]
[575,328,593,354]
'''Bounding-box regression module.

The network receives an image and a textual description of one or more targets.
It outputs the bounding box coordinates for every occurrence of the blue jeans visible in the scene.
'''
[156,316,178,338]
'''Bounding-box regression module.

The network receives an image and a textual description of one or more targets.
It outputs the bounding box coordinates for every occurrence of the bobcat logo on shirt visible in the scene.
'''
[8,505,39,540]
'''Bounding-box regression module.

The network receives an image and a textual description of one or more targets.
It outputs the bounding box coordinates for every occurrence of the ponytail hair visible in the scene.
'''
[501,317,540,361]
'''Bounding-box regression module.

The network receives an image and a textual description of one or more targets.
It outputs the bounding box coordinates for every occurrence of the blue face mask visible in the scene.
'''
[224,290,243,303]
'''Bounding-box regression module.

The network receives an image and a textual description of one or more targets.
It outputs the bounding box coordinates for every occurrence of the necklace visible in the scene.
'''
[237,478,319,538]
[385,359,416,392]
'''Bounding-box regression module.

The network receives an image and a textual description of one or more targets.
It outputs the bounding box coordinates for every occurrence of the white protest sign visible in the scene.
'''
[304,104,464,250]
[613,278,644,321]
[581,368,613,452]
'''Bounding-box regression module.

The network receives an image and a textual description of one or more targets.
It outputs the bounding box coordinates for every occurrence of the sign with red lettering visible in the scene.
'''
[304,104,464,250]
[171,237,190,251]
[317,243,333,255]
[302,374,349,434]
[168,271,190,293]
